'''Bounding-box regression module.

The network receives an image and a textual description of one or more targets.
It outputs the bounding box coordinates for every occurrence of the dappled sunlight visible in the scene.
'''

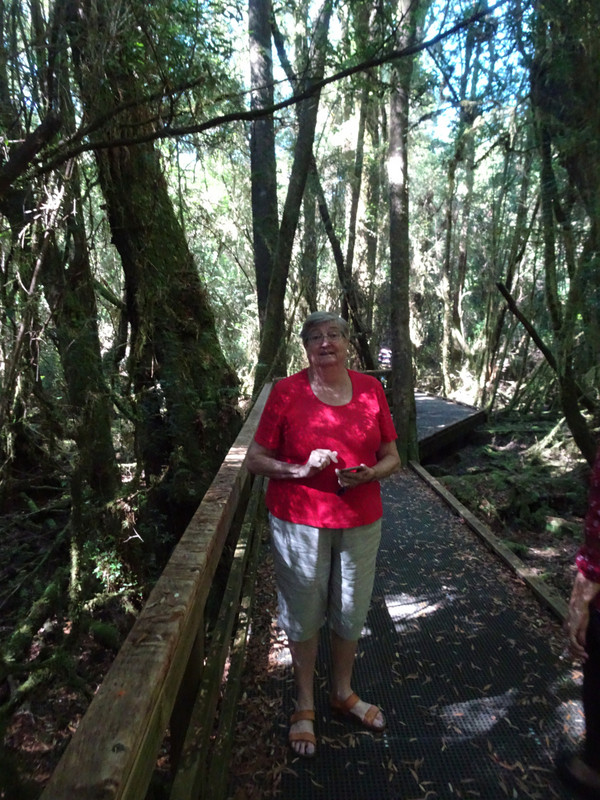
[451,365,480,406]
[548,665,586,746]
[528,545,564,559]
[384,591,446,631]
[438,689,517,739]
[268,630,292,670]
[224,444,249,467]
[552,698,586,744]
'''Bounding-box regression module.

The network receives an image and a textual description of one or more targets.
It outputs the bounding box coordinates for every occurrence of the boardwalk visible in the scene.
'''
[230,398,582,800]
[275,472,580,799]
[414,392,486,459]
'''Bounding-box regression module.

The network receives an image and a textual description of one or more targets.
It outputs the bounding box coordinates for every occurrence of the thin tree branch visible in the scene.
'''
[496,281,596,413]
[30,0,508,181]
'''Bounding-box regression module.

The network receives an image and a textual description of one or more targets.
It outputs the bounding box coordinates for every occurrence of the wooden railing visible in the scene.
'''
[41,384,272,800]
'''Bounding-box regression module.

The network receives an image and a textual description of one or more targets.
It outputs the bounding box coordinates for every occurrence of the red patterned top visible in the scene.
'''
[254,369,397,528]
[575,446,600,610]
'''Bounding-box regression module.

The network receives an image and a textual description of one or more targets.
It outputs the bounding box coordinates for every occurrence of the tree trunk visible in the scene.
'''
[440,153,457,396]
[65,0,241,507]
[364,93,383,341]
[529,0,600,462]
[254,0,332,393]
[440,24,482,395]
[312,164,375,369]
[478,136,537,410]
[301,170,318,313]
[388,0,422,465]
[102,137,240,500]
[271,13,374,368]
[344,87,376,367]
[249,0,279,333]
[42,186,121,501]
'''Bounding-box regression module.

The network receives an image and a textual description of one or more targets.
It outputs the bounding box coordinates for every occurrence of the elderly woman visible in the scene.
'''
[557,445,600,797]
[247,311,400,757]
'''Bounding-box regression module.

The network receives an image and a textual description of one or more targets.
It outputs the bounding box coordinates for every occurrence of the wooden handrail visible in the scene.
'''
[170,477,267,799]
[41,383,272,800]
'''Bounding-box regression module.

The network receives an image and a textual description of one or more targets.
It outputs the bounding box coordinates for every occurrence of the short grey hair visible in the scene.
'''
[300,311,350,343]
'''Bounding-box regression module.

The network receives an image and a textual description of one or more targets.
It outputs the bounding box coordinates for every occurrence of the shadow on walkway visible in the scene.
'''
[269,468,582,800]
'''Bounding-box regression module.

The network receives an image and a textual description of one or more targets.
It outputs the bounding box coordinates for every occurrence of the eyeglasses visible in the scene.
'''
[306,331,343,344]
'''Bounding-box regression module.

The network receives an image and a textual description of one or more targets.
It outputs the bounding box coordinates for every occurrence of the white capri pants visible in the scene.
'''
[269,514,382,642]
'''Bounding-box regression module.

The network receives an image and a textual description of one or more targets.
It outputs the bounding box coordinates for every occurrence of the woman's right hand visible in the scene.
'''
[303,448,338,477]
[246,440,338,481]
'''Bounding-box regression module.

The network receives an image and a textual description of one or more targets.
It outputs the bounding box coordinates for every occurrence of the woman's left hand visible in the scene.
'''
[335,441,401,492]
[335,464,374,490]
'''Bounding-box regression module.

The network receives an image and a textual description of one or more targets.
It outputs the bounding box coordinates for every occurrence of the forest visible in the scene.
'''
[0,0,599,793]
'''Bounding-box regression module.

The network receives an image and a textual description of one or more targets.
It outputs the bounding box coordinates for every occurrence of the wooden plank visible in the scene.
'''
[41,385,272,800]
[169,622,204,772]
[203,504,268,800]
[169,476,252,769]
[169,477,264,800]
[410,461,569,621]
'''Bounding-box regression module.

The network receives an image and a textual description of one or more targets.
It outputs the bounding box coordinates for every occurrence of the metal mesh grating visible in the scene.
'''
[273,472,582,799]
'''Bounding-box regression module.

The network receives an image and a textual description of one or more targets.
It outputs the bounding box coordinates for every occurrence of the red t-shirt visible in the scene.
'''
[254,369,397,528]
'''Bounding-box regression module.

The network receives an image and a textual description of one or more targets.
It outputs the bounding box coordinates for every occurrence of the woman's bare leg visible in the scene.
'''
[288,634,319,756]
[330,630,385,728]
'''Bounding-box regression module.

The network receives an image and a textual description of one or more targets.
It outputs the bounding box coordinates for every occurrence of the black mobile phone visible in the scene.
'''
[338,465,363,473]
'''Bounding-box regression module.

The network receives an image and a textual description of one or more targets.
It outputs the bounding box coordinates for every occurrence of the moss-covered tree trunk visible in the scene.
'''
[65,0,240,508]
[0,4,121,606]
[42,188,121,503]
[98,134,240,498]
[0,86,119,506]
[41,171,123,601]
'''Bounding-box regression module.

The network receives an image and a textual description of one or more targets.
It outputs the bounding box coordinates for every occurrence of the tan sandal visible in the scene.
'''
[289,709,317,758]
[330,692,386,732]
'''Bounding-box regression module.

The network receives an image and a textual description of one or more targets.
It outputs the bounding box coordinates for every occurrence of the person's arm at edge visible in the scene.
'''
[566,571,600,661]
[566,445,600,660]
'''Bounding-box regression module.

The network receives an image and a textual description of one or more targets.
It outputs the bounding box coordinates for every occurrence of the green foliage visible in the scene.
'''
[502,539,529,556]
[89,547,128,593]
[437,412,590,539]
[5,576,66,663]
[88,620,121,651]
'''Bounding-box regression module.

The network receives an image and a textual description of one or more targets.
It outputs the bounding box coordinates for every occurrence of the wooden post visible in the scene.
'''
[169,619,205,772]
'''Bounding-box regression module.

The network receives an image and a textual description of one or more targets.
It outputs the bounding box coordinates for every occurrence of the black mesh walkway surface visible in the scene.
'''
[270,470,582,800]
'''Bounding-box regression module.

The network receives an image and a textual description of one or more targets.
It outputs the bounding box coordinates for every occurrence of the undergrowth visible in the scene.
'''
[425,410,594,598]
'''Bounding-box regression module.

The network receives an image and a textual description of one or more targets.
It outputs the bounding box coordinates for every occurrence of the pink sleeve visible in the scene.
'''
[576,447,600,583]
